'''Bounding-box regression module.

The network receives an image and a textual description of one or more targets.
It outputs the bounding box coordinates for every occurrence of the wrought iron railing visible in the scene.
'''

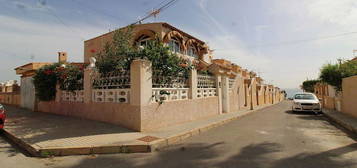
[92,70,130,89]
[197,73,216,88]
[152,70,188,88]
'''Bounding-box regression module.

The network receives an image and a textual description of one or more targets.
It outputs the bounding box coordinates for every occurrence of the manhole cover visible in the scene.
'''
[137,136,160,142]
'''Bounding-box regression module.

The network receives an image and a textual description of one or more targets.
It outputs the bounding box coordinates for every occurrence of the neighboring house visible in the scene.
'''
[313,57,357,117]
[314,77,357,118]
[314,83,340,111]
[0,80,21,106]
[15,52,83,110]
[15,62,52,110]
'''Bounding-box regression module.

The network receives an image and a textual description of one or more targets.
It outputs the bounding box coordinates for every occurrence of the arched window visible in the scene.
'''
[187,46,198,58]
[136,34,151,47]
[168,37,182,54]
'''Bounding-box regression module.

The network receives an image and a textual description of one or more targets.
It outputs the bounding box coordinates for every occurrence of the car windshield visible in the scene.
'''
[294,94,315,100]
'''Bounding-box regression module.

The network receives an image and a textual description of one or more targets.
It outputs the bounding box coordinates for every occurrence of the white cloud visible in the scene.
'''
[304,0,357,27]
[197,0,275,84]
[197,0,271,67]
[0,15,105,81]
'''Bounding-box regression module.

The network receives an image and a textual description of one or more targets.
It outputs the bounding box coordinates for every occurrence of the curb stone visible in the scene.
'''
[2,129,40,157]
[322,109,357,135]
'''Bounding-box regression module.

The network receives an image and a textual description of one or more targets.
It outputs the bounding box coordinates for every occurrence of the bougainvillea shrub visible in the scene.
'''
[33,63,84,101]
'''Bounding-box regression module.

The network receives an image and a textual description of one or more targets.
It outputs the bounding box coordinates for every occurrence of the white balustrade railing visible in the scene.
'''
[92,89,130,103]
[197,88,217,98]
[61,90,84,102]
[152,88,189,103]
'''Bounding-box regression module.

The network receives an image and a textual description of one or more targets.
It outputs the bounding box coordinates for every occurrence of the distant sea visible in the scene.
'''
[283,88,303,98]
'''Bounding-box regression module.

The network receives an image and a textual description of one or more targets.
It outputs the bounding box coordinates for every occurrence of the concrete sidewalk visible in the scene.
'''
[322,108,357,135]
[2,103,276,157]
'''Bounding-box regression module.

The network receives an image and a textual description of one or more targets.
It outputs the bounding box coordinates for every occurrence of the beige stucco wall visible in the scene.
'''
[251,79,258,109]
[229,92,239,112]
[244,84,251,109]
[229,75,245,112]
[37,97,220,132]
[264,88,269,104]
[257,86,265,106]
[324,96,335,110]
[237,77,246,109]
[275,90,280,103]
[327,85,336,97]
[37,101,142,131]
[0,93,20,106]
[341,76,357,118]
[84,23,164,63]
[141,97,219,131]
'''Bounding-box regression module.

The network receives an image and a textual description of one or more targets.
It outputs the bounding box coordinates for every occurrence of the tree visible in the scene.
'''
[94,26,192,78]
[301,79,320,93]
[95,26,137,73]
[319,59,357,91]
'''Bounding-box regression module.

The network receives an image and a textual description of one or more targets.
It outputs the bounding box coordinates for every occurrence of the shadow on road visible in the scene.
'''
[0,131,31,157]
[285,110,357,141]
[4,105,135,145]
[54,142,357,168]
[285,110,320,116]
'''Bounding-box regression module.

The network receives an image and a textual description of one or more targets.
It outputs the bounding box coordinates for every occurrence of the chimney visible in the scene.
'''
[58,52,68,63]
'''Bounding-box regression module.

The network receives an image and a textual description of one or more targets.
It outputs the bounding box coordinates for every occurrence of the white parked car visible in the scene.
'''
[291,93,321,114]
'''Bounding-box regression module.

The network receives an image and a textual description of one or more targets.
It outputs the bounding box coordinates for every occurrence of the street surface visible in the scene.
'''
[1,101,356,168]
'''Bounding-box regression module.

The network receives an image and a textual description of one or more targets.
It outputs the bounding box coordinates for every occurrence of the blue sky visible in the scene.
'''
[1,0,357,89]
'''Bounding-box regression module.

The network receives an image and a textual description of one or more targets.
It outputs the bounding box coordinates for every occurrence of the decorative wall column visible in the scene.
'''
[83,68,93,103]
[250,78,257,110]
[130,59,152,106]
[215,75,223,114]
[221,75,230,113]
[55,84,62,102]
[189,68,198,99]
[236,75,245,110]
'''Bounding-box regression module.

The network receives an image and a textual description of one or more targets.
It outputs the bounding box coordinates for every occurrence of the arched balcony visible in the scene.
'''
[133,29,156,47]
[163,31,185,54]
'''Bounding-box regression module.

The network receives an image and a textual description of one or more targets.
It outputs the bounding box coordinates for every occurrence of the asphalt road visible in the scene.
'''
[1,101,356,168]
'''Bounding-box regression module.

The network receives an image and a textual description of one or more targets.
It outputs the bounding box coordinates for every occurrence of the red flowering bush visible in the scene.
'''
[33,63,84,101]
[33,63,61,101]
[58,65,83,92]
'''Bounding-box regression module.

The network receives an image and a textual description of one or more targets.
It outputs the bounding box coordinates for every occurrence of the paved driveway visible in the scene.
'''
[1,101,356,168]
